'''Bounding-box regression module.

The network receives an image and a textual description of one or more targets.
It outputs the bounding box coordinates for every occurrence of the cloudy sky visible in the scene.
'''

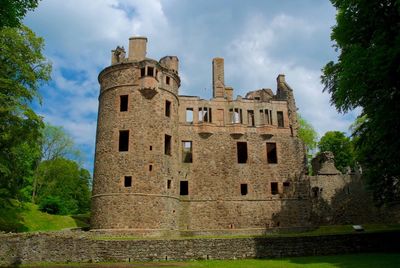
[24,0,359,172]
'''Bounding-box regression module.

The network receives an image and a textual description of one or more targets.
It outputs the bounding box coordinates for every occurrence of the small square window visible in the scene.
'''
[124,176,132,187]
[241,184,248,195]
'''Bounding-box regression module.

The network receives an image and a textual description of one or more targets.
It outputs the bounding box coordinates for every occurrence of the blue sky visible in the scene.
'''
[24,0,359,173]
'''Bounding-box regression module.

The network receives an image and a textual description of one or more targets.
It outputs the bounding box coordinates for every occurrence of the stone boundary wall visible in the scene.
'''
[1,231,400,266]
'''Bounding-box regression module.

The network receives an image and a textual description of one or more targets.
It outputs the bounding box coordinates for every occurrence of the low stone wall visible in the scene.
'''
[1,231,399,266]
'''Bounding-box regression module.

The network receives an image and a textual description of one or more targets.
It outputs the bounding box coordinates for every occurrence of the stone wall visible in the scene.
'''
[1,231,399,266]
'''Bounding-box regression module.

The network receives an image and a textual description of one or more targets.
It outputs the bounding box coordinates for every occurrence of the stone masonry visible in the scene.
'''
[91,36,379,235]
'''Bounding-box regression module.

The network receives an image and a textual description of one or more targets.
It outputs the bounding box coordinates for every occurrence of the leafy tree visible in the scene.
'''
[0,26,51,199]
[322,0,400,205]
[318,131,355,173]
[36,158,91,215]
[0,0,39,28]
[298,115,318,174]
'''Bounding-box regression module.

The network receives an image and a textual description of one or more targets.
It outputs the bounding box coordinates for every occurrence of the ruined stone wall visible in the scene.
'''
[1,231,399,266]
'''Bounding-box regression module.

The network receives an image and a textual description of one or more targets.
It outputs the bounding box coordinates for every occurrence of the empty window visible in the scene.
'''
[283,181,290,187]
[180,181,188,195]
[269,110,273,125]
[247,110,255,126]
[237,142,248,163]
[271,182,278,195]
[167,179,172,189]
[182,141,193,163]
[165,100,171,117]
[259,110,265,124]
[149,164,153,171]
[164,134,171,155]
[140,67,145,77]
[254,97,260,100]
[230,108,242,123]
[120,95,128,112]
[124,176,132,187]
[186,108,193,123]
[166,76,170,85]
[312,187,320,198]
[277,111,284,127]
[119,130,129,152]
[147,66,154,76]
[267,142,277,164]
[149,145,152,151]
[241,184,248,195]
[198,107,212,122]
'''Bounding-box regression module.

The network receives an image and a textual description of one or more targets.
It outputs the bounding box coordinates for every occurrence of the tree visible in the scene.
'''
[298,115,318,174]
[0,26,51,199]
[321,0,400,205]
[318,131,355,173]
[0,0,39,28]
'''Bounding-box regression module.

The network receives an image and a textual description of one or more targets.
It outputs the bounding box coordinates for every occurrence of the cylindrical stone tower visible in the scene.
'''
[91,37,181,233]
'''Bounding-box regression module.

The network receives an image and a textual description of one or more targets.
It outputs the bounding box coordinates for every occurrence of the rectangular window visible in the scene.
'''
[119,130,129,152]
[277,111,284,127]
[230,108,242,123]
[271,182,278,195]
[167,179,172,189]
[237,142,248,163]
[259,109,265,124]
[182,141,193,163]
[180,181,188,195]
[166,76,170,85]
[241,184,248,195]
[269,110,273,125]
[164,134,171,155]
[140,67,145,77]
[165,100,171,117]
[186,108,193,123]
[147,66,154,77]
[265,109,270,124]
[149,164,153,171]
[247,110,255,126]
[266,142,277,164]
[120,95,128,112]
[124,176,132,187]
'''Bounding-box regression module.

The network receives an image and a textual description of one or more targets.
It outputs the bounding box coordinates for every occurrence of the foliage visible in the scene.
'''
[0,0,39,28]
[38,195,62,214]
[35,158,91,215]
[318,131,355,173]
[0,25,51,199]
[321,0,400,205]
[298,115,318,173]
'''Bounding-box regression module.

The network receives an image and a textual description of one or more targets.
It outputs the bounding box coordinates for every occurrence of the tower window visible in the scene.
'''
[120,95,128,112]
[180,181,188,195]
[237,142,248,163]
[271,182,278,195]
[124,176,132,187]
[147,66,154,76]
[166,76,170,85]
[182,141,193,163]
[240,184,248,195]
[164,134,171,155]
[165,100,171,117]
[167,179,172,189]
[119,130,129,152]
[140,67,145,77]
[277,111,284,127]
[186,108,193,123]
[267,142,277,164]
[149,164,153,171]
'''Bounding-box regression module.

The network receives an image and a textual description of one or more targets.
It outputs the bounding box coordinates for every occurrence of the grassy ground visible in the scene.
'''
[0,200,89,232]
[22,253,400,267]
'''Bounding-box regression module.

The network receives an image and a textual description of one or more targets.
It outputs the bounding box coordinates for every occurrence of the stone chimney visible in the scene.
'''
[212,58,225,98]
[128,36,147,61]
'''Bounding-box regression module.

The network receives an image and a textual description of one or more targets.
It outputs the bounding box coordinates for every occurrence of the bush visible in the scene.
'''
[38,196,63,214]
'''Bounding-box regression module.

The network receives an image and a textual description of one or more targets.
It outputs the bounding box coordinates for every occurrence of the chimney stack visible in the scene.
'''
[128,37,147,61]
[212,58,225,98]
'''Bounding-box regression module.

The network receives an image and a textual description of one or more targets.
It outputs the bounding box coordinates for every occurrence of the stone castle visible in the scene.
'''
[91,37,376,235]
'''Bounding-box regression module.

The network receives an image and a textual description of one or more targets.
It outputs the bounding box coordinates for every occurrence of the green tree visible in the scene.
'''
[322,0,400,205]
[0,0,39,28]
[298,115,318,174]
[0,26,51,199]
[318,131,355,173]
[35,158,91,215]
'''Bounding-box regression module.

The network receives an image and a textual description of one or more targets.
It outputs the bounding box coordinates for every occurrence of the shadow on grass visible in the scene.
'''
[0,199,28,232]
[71,212,91,231]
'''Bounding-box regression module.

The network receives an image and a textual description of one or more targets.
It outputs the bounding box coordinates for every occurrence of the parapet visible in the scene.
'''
[160,56,179,73]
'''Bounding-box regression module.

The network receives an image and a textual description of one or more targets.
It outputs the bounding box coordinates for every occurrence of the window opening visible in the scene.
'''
[119,130,129,152]
[277,111,284,127]
[271,182,278,195]
[140,67,145,77]
[166,76,170,85]
[147,66,154,76]
[259,109,265,124]
[241,184,248,195]
[182,141,193,163]
[167,180,172,189]
[150,145,152,151]
[247,110,255,126]
[149,165,153,171]
[165,100,171,117]
[283,181,290,187]
[124,176,132,187]
[265,109,270,124]
[237,142,248,163]
[186,108,193,123]
[120,95,128,112]
[230,108,242,123]
[267,142,277,164]
[164,134,171,155]
[269,110,273,125]
[180,181,188,195]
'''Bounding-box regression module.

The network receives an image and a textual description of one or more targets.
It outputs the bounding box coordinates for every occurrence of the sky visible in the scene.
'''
[24,0,360,173]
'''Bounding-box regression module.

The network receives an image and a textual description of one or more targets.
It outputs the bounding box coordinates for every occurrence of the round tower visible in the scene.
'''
[91,37,181,233]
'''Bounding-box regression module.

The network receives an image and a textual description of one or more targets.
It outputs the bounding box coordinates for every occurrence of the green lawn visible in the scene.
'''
[23,253,400,267]
[0,200,89,232]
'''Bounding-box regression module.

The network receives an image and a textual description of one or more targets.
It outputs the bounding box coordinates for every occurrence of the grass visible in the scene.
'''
[22,253,400,267]
[0,200,90,232]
